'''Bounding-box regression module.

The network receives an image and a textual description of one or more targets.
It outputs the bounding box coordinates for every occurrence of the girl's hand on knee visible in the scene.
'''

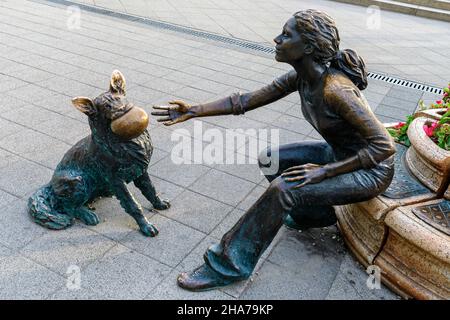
[281,163,327,189]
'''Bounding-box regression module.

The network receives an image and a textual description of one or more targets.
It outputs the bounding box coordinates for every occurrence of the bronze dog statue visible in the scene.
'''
[28,70,170,237]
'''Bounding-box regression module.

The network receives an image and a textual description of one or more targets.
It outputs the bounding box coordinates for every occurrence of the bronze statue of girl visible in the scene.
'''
[152,9,395,291]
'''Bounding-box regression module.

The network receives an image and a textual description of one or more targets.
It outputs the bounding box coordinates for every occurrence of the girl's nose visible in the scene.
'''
[273,35,281,44]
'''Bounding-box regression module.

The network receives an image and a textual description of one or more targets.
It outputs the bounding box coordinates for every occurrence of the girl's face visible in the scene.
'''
[274,17,311,64]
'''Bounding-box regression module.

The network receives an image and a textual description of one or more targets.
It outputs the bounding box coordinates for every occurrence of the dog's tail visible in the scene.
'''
[28,185,73,230]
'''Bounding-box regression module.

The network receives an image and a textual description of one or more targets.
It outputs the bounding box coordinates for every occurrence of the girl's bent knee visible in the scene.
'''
[268,177,296,209]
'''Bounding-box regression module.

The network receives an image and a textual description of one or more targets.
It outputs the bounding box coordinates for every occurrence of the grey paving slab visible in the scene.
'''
[0,252,64,299]
[362,91,388,107]
[243,106,284,125]
[160,190,233,234]
[244,127,308,152]
[266,226,345,275]
[325,271,365,300]
[375,114,404,124]
[1,103,87,144]
[147,125,186,153]
[0,148,53,198]
[380,95,419,112]
[20,225,116,275]
[334,253,400,300]
[0,200,49,251]
[240,260,310,299]
[214,157,265,184]
[240,226,344,299]
[149,154,211,188]
[120,214,205,267]
[64,69,112,89]
[37,76,101,97]
[0,243,14,262]
[50,244,172,300]
[0,93,27,114]
[0,117,26,139]
[375,104,414,122]
[6,66,56,84]
[141,77,186,94]
[2,104,67,129]
[30,92,91,122]
[0,128,70,169]
[264,99,297,114]
[173,86,218,105]
[7,83,60,104]
[189,169,256,207]
[0,189,19,208]
[126,86,168,106]
[203,114,267,131]
[386,86,425,103]
[148,148,169,167]
[0,74,29,93]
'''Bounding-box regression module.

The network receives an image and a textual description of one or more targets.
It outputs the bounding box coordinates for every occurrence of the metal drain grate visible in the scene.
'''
[39,0,444,95]
[368,72,443,95]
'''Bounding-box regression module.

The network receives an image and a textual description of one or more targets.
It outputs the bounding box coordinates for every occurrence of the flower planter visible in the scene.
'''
[414,108,447,121]
[405,117,450,195]
[375,200,450,300]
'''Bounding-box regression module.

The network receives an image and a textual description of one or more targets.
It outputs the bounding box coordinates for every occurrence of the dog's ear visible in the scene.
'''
[72,97,96,116]
[110,70,126,95]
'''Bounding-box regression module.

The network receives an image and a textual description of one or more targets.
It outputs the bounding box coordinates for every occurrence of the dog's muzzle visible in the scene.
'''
[111,106,149,140]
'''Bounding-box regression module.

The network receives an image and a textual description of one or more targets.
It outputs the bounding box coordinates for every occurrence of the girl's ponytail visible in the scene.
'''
[331,49,368,90]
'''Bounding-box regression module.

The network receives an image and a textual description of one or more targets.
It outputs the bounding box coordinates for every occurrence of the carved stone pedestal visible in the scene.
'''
[336,142,450,299]
[377,200,450,299]
[336,144,437,266]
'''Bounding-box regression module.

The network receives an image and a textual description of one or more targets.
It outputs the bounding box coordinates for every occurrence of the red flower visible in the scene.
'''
[423,121,439,137]
[394,122,406,129]
[436,100,442,105]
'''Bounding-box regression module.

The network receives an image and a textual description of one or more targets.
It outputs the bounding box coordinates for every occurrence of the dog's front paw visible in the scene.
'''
[139,221,159,237]
[153,199,171,210]
[77,209,100,226]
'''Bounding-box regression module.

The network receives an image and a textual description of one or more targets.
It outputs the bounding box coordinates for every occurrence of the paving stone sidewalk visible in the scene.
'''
[69,0,450,88]
[0,0,442,299]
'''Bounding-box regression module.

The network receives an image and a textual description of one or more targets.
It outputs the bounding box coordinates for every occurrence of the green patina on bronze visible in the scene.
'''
[28,70,170,237]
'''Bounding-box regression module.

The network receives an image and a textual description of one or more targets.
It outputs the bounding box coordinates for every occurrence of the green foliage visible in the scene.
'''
[433,109,450,150]
[388,83,450,150]
[387,115,414,147]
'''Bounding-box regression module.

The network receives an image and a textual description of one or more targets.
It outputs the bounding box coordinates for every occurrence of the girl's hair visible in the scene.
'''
[293,9,368,90]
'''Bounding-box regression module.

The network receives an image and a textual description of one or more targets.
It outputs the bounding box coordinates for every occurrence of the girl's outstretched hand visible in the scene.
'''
[151,100,195,126]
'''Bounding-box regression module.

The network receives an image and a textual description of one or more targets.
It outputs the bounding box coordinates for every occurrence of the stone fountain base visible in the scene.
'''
[335,143,450,300]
